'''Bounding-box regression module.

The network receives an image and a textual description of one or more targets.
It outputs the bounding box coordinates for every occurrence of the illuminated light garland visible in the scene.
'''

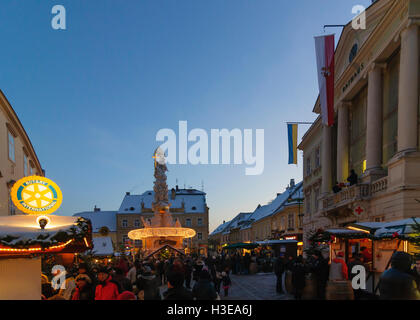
[128,227,196,240]
[0,239,73,253]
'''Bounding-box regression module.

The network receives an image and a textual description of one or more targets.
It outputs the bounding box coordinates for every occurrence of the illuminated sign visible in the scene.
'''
[284,236,297,240]
[11,176,63,215]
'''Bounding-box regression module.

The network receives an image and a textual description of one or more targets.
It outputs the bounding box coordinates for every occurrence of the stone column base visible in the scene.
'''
[361,167,387,183]
[387,150,420,190]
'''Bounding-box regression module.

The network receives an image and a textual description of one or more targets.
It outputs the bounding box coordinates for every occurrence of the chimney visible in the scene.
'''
[94,205,100,212]
[171,188,176,200]
[176,185,179,191]
[126,192,130,196]
[290,179,295,188]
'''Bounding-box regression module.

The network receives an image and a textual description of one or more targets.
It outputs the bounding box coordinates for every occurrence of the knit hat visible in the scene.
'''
[75,274,92,284]
[117,291,137,300]
[97,266,110,274]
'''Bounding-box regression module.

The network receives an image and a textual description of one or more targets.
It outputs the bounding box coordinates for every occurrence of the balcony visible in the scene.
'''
[322,178,388,213]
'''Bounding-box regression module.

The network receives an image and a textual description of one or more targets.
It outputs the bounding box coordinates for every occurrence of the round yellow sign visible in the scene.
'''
[11,176,63,215]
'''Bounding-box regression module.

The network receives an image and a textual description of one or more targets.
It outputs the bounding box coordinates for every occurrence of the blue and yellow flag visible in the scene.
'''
[288,123,298,164]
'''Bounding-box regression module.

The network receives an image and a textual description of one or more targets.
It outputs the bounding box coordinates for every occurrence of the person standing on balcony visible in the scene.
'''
[333,182,342,194]
[347,169,358,186]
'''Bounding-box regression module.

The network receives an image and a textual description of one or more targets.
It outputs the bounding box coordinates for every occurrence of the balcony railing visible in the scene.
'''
[370,176,388,195]
[322,177,388,212]
[322,183,370,211]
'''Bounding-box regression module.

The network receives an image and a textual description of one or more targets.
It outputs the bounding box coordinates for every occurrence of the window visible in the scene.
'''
[382,51,399,167]
[281,217,285,230]
[314,189,319,212]
[288,213,295,230]
[122,219,128,227]
[298,215,303,228]
[122,235,129,245]
[186,218,192,227]
[134,219,140,227]
[306,156,312,176]
[197,218,203,226]
[8,132,15,162]
[30,165,34,175]
[306,193,311,214]
[315,147,320,168]
[24,154,28,176]
[350,86,367,176]
[198,233,202,240]
[9,195,16,215]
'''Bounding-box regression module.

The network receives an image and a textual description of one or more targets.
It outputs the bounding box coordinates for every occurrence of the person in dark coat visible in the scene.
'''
[347,169,358,186]
[274,254,286,294]
[184,259,193,289]
[379,251,420,300]
[221,270,232,297]
[113,267,133,292]
[163,269,193,300]
[72,274,95,300]
[136,266,161,300]
[311,252,329,300]
[192,270,218,300]
[193,259,205,282]
[291,256,306,300]
[347,253,366,300]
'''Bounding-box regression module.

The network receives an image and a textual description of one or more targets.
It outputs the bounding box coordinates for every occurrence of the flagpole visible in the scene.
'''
[286,122,313,125]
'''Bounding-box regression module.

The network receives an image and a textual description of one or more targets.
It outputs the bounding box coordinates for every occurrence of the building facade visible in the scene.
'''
[0,90,43,216]
[299,0,420,248]
[210,180,304,250]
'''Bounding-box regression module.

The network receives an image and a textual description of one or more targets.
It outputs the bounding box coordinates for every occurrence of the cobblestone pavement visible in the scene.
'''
[158,273,294,300]
[221,272,293,300]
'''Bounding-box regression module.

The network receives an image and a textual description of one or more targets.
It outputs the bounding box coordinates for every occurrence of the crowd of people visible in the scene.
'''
[41,254,234,300]
[273,250,420,300]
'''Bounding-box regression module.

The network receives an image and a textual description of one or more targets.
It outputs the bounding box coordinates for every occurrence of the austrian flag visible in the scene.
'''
[315,34,335,126]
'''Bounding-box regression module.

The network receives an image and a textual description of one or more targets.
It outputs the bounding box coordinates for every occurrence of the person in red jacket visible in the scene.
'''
[95,267,120,300]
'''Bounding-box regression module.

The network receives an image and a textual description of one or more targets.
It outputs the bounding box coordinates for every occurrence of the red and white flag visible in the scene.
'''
[315,34,335,126]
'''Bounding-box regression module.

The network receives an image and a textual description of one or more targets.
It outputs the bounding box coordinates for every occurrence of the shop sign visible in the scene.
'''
[342,62,365,93]
[11,176,63,215]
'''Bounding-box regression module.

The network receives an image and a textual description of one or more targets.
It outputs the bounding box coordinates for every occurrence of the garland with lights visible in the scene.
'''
[0,217,91,250]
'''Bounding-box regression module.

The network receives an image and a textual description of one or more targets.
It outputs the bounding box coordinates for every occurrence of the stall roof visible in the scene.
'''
[257,240,298,245]
[91,237,114,256]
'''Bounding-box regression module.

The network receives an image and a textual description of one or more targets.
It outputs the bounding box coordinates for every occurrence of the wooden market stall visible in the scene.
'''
[0,215,92,300]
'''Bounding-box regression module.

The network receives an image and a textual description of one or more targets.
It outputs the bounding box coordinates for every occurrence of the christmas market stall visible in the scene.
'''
[308,217,420,297]
[89,236,114,265]
[0,215,92,300]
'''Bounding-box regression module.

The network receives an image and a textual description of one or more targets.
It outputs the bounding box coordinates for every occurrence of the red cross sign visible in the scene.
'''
[354,205,365,217]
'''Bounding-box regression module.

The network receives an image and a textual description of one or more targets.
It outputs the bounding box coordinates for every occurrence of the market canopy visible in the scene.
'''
[90,236,114,256]
[223,242,259,250]
[256,240,298,245]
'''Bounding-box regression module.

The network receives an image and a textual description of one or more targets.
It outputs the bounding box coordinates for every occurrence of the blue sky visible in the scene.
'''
[0,0,372,232]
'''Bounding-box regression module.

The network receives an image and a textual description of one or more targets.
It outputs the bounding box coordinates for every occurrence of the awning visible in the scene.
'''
[222,242,259,250]
[256,240,298,245]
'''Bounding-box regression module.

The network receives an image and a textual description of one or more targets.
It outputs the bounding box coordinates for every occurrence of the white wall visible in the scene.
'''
[0,257,41,300]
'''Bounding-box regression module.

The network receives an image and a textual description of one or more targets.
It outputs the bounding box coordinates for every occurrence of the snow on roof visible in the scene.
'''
[91,237,114,256]
[0,215,82,245]
[73,211,117,233]
[210,220,231,236]
[248,182,303,223]
[118,189,206,214]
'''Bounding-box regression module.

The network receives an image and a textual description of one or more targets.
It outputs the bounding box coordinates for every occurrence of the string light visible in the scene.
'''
[0,239,73,252]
